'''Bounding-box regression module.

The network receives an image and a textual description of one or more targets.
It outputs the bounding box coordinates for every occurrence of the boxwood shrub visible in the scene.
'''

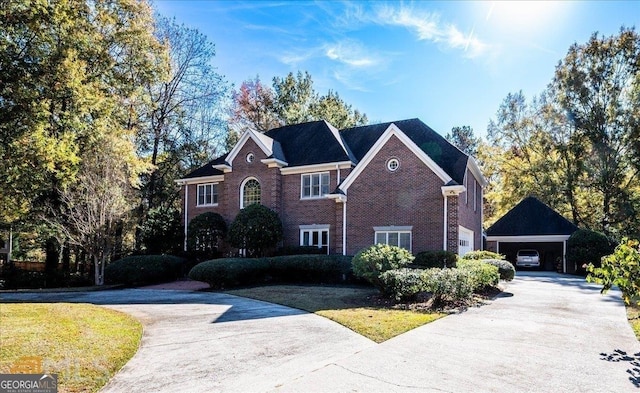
[462,250,505,261]
[379,268,426,301]
[411,250,458,269]
[457,259,500,290]
[104,255,187,286]
[189,255,354,289]
[481,259,515,281]
[352,244,414,291]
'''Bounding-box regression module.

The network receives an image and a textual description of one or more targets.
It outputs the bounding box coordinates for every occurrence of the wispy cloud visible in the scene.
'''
[323,40,380,68]
[345,5,491,59]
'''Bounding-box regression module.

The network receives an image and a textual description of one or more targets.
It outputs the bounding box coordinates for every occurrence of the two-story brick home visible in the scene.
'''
[176,118,486,256]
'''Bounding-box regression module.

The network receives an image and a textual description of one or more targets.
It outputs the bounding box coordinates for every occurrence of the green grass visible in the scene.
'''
[225,285,444,343]
[0,303,142,393]
[627,305,640,340]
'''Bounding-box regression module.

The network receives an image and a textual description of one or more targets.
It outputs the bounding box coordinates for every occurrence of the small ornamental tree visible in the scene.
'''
[567,229,615,272]
[228,204,283,257]
[352,244,414,292]
[587,238,640,305]
[187,212,227,258]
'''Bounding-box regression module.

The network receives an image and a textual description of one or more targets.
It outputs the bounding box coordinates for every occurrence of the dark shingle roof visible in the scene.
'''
[264,120,351,166]
[181,118,470,183]
[486,197,579,236]
[182,154,227,179]
[341,118,469,185]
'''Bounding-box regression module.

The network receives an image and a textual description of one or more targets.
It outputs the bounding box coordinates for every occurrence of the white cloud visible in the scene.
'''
[373,5,491,59]
[323,40,380,68]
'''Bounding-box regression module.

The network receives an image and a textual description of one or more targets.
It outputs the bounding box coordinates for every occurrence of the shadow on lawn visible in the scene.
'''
[600,349,640,387]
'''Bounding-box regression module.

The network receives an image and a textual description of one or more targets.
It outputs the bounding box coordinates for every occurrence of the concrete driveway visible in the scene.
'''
[1,272,639,392]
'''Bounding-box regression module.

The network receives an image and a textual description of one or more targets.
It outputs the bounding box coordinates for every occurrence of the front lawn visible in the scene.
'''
[0,303,142,393]
[225,285,444,343]
[627,305,640,340]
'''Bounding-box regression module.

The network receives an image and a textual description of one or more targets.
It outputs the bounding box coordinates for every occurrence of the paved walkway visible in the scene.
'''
[1,272,639,392]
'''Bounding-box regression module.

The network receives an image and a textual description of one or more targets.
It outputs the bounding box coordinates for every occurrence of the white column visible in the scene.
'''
[342,201,347,256]
[183,184,188,252]
[443,196,448,251]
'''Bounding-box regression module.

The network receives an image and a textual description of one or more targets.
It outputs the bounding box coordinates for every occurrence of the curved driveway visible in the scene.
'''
[1,272,639,392]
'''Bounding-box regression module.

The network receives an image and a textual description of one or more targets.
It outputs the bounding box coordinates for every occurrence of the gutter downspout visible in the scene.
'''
[443,196,448,251]
[342,200,347,256]
[184,184,188,252]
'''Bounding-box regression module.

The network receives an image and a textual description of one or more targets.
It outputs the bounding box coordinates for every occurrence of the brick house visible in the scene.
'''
[176,118,486,256]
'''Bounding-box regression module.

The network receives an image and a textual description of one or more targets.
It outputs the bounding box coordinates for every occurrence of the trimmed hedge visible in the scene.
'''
[462,250,505,261]
[411,250,458,269]
[380,260,501,304]
[105,255,187,286]
[352,244,414,291]
[274,246,325,256]
[188,255,353,289]
[457,259,500,290]
[481,259,515,281]
[379,268,425,301]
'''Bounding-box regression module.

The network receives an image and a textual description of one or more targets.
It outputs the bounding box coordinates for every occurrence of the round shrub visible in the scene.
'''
[462,250,505,261]
[380,268,426,301]
[412,250,458,269]
[567,229,615,273]
[105,255,187,286]
[228,204,283,257]
[352,244,414,291]
[421,268,475,304]
[481,259,515,281]
[457,259,500,290]
[187,212,227,259]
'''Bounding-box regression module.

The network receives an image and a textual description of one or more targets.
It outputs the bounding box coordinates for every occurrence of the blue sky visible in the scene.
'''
[153,1,639,138]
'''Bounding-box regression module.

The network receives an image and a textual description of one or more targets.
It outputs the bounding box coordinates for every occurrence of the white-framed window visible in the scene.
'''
[301,172,330,199]
[246,152,255,163]
[240,177,261,208]
[197,183,218,206]
[373,226,412,252]
[300,224,330,254]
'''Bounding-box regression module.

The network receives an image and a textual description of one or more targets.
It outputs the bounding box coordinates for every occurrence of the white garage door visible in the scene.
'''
[458,226,474,256]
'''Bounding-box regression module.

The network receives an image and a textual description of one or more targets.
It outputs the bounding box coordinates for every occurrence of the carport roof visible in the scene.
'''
[486,196,579,237]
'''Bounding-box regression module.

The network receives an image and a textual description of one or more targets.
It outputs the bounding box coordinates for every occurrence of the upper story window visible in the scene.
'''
[241,177,261,208]
[246,152,255,163]
[197,183,218,206]
[301,172,330,199]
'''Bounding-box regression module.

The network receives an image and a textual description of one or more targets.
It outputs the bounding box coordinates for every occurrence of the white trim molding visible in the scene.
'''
[486,235,571,243]
[176,175,224,186]
[225,129,276,167]
[261,158,288,168]
[373,226,413,232]
[299,224,331,230]
[326,193,347,203]
[280,161,353,175]
[339,123,453,192]
[467,156,488,187]
[441,185,465,196]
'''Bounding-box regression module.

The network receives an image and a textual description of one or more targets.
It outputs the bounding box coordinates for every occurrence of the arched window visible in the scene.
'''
[241,177,261,208]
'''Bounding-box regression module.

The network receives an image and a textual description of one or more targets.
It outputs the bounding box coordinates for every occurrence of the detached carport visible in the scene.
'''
[485,197,578,273]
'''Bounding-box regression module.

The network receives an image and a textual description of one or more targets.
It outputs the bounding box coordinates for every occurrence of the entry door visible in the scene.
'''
[458,226,474,256]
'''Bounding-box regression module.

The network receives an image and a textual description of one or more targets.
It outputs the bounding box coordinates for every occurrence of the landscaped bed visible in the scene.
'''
[225,284,445,343]
[0,303,142,393]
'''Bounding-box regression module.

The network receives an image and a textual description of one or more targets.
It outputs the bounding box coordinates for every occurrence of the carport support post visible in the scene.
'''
[563,240,567,274]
